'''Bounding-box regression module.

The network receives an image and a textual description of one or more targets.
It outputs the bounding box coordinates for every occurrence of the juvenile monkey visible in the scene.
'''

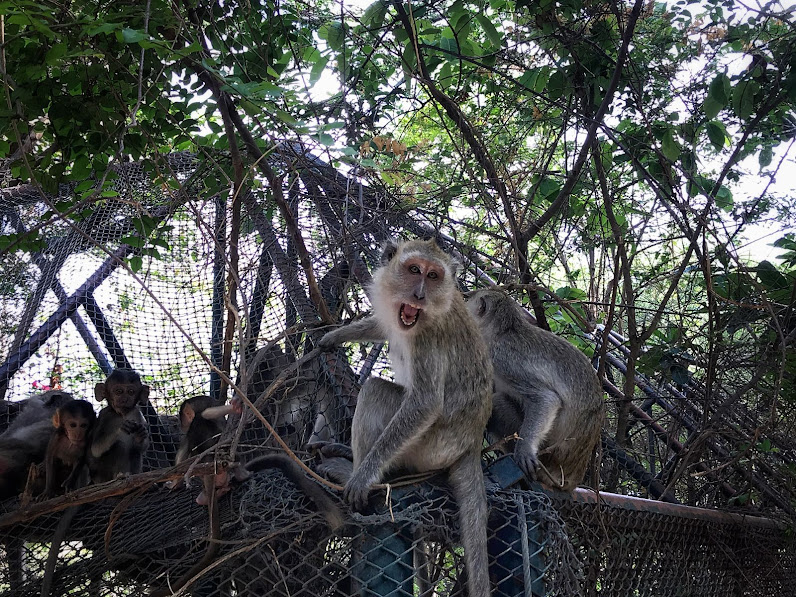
[0,390,73,499]
[175,395,234,465]
[318,238,493,597]
[42,399,96,497]
[88,369,150,483]
[466,288,605,490]
[151,396,341,597]
[175,395,342,528]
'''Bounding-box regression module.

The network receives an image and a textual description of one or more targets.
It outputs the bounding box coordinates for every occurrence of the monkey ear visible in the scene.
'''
[180,404,196,432]
[379,239,399,265]
[478,296,487,316]
[52,412,61,429]
[94,383,107,402]
[138,385,151,405]
[449,256,462,278]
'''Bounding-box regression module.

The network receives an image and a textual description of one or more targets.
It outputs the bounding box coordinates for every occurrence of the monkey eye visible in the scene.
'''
[427,271,438,279]
[408,264,421,274]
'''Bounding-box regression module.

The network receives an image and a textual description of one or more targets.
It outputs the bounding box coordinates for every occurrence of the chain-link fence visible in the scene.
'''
[0,147,793,595]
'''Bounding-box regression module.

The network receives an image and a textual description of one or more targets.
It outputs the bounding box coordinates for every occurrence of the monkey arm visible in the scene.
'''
[514,387,562,478]
[89,411,121,458]
[43,433,60,496]
[319,317,385,347]
[346,382,441,510]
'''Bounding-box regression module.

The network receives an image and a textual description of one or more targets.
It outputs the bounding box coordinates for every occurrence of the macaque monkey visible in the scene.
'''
[175,395,234,465]
[88,369,150,483]
[0,391,72,591]
[174,395,342,528]
[318,238,493,597]
[42,399,96,497]
[0,390,73,500]
[466,288,605,490]
[151,396,341,597]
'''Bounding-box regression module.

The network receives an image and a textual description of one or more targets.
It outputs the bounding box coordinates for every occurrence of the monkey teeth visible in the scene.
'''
[400,304,421,327]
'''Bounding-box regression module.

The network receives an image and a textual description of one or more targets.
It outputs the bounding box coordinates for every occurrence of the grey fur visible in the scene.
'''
[319,238,493,597]
[466,288,604,491]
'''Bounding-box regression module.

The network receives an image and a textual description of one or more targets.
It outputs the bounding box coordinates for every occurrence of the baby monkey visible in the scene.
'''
[466,288,605,490]
[42,399,96,497]
[176,395,342,530]
[88,369,150,483]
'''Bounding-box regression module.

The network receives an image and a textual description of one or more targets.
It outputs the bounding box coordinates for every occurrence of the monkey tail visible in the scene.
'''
[448,452,491,597]
[40,505,79,597]
[245,454,344,531]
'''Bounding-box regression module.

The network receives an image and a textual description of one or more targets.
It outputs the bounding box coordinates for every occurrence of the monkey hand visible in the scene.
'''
[514,444,541,481]
[317,328,341,350]
[343,466,379,512]
[122,421,148,443]
[121,420,143,434]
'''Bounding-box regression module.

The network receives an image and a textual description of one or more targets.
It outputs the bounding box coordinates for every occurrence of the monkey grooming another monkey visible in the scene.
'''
[466,288,605,491]
[42,399,96,497]
[318,238,493,597]
[88,369,150,484]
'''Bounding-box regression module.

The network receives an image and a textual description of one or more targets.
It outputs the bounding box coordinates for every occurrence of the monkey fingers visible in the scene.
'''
[514,445,541,481]
[316,457,353,485]
[316,442,354,460]
[121,420,143,434]
[343,469,379,512]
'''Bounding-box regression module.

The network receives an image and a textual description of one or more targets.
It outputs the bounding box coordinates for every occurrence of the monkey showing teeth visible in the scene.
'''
[399,304,420,326]
[319,238,493,597]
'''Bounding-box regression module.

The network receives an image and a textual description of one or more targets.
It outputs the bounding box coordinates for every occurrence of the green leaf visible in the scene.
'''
[704,74,730,118]
[732,80,760,120]
[86,22,121,36]
[547,69,565,100]
[317,132,335,146]
[661,129,680,161]
[118,28,148,44]
[362,1,388,28]
[475,13,501,48]
[715,185,733,211]
[310,54,330,86]
[275,110,297,125]
[705,121,726,150]
[45,43,67,64]
[703,97,723,120]
[759,145,773,169]
[708,73,730,104]
[129,256,143,273]
[320,21,345,51]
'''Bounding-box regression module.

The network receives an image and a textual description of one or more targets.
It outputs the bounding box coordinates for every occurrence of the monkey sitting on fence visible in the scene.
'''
[466,288,605,491]
[317,238,494,597]
[88,369,150,483]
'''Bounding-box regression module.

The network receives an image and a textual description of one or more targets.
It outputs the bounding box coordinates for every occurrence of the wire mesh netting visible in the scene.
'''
[0,147,793,595]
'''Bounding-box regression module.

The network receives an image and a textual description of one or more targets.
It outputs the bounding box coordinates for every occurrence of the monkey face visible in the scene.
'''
[63,416,91,446]
[374,239,457,329]
[54,401,96,446]
[103,382,149,414]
